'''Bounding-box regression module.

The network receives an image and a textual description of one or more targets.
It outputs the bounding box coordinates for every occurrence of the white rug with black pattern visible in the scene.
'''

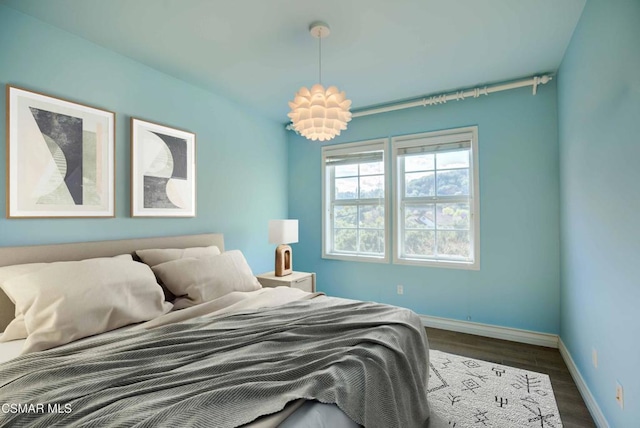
[427,350,563,428]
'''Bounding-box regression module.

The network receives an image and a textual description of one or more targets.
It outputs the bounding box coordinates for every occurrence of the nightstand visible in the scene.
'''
[256,271,316,293]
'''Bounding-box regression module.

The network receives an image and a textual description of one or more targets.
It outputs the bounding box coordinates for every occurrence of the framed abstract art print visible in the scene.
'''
[6,86,115,218]
[130,118,196,217]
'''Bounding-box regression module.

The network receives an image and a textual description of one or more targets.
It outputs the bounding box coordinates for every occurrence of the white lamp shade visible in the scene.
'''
[269,220,299,244]
[288,84,352,142]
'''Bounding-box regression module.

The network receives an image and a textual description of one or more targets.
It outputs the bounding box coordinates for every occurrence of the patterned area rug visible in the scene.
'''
[428,350,563,427]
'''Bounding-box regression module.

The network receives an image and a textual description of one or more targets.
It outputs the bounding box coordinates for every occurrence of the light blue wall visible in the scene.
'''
[0,5,288,274]
[558,0,640,426]
[288,84,561,334]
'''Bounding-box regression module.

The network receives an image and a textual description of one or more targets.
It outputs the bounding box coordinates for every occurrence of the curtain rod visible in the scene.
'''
[351,74,553,118]
[285,74,553,131]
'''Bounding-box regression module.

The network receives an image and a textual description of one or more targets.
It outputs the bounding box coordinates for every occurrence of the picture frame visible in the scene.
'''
[130,118,196,217]
[6,85,115,218]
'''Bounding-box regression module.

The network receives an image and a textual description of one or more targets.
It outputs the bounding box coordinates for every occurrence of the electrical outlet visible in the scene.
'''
[397,285,403,295]
[592,348,598,368]
[616,382,624,409]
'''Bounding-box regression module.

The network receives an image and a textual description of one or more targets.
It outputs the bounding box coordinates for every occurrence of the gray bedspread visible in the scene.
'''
[0,298,430,428]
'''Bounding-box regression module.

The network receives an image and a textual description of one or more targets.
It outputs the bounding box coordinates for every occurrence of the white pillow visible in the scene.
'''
[0,263,47,342]
[136,246,222,302]
[0,254,133,342]
[0,257,171,354]
[136,246,221,267]
[152,250,262,309]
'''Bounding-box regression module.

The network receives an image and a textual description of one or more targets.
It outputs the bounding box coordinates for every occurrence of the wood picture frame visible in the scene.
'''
[130,118,196,217]
[6,85,115,218]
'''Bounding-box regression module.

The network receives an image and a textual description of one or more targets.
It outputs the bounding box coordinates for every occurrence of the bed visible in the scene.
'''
[0,233,430,427]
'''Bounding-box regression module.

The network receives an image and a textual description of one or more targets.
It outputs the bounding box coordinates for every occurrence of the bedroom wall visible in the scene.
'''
[288,84,561,334]
[557,0,640,426]
[0,5,288,273]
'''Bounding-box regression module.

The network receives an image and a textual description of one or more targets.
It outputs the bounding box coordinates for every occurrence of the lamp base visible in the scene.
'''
[275,244,292,277]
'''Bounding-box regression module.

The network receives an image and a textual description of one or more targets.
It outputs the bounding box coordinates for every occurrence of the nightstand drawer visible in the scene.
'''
[256,271,316,292]
[291,276,313,292]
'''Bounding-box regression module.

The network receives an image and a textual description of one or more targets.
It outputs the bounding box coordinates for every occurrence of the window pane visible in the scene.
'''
[359,205,385,228]
[437,231,470,258]
[360,175,384,198]
[404,204,435,229]
[334,229,357,252]
[436,203,470,230]
[360,229,384,254]
[405,154,435,172]
[335,164,358,178]
[404,230,435,256]
[334,205,357,228]
[335,177,358,200]
[436,150,469,169]
[359,229,384,254]
[405,172,435,197]
[360,161,384,176]
[436,169,469,196]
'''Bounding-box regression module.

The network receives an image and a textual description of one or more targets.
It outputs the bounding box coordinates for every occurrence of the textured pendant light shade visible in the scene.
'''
[288,22,352,142]
[288,84,352,141]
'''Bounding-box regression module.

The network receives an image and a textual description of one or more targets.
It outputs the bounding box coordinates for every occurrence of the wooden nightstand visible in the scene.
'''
[256,271,316,293]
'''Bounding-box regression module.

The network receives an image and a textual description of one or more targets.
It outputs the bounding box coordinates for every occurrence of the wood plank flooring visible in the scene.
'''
[425,327,596,428]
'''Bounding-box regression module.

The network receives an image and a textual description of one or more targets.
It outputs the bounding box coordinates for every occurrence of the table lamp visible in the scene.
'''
[268,219,298,277]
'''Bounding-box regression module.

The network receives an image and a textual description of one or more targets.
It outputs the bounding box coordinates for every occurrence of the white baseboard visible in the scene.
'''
[419,314,559,348]
[558,339,609,428]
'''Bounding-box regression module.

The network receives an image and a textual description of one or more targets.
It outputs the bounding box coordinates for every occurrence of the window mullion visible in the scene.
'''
[332,198,384,206]
[433,220,439,258]
[327,165,334,253]
[403,196,470,204]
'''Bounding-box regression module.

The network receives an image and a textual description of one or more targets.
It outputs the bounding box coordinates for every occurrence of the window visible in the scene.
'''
[322,139,389,262]
[392,127,479,269]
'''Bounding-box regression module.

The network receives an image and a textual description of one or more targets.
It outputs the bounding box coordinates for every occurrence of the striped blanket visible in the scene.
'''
[0,298,430,427]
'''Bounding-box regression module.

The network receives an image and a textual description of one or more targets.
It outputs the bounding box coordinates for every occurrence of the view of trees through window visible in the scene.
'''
[401,149,472,260]
[332,158,385,255]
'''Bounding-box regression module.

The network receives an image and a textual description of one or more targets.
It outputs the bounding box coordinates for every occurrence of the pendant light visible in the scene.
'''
[288,21,352,142]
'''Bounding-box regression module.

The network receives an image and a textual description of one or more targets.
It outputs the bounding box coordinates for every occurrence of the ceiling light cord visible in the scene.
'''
[318,29,322,85]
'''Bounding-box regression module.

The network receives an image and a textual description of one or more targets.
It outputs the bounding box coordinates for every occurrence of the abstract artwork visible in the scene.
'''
[130,118,196,217]
[6,86,115,218]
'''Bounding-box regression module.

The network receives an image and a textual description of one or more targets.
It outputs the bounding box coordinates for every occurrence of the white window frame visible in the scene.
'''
[392,127,480,270]
[322,139,390,263]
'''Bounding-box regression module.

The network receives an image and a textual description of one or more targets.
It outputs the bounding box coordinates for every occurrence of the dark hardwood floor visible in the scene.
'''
[425,327,596,428]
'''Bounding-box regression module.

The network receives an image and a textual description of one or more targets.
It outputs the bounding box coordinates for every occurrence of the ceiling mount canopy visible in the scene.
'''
[288,21,352,142]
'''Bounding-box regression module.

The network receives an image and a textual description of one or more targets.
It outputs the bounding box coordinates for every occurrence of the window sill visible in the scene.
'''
[322,253,389,264]
[393,257,479,270]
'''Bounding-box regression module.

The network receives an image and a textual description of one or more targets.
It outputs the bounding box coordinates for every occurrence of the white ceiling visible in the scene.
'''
[2,0,586,123]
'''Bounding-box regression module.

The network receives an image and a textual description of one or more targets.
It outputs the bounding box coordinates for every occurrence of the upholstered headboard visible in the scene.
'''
[0,233,224,332]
